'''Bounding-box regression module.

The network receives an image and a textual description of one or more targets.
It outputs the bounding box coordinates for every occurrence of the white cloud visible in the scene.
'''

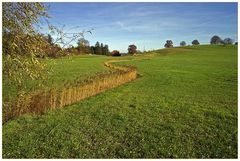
[116,21,132,32]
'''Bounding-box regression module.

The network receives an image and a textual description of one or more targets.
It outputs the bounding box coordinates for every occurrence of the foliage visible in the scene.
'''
[2,2,49,89]
[2,2,95,97]
[45,44,62,58]
[47,34,54,45]
[103,45,110,55]
[164,40,173,48]
[111,50,121,56]
[210,35,223,44]
[180,41,186,46]
[89,42,110,55]
[94,41,102,55]
[223,38,234,45]
[77,38,91,54]
[128,44,137,55]
[77,38,90,47]
[192,39,200,45]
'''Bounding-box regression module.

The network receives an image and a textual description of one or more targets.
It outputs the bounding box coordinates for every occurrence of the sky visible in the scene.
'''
[44,2,238,53]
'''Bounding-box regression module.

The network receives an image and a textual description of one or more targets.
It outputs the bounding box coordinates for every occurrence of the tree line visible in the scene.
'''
[164,35,237,48]
[45,34,111,57]
[46,34,141,57]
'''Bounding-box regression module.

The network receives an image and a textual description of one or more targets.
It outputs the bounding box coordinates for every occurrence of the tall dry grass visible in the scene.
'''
[3,60,137,122]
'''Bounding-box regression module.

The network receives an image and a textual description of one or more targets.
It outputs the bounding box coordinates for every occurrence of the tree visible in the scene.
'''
[77,38,91,54]
[3,2,92,89]
[223,38,234,45]
[46,42,62,58]
[95,41,102,55]
[47,34,53,45]
[235,42,238,45]
[100,43,104,55]
[128,44,137,55]
[103,45,110,55]
[192,40,200,45]
[77,38,90,47]
[210,35,223,44]
[164,40,173,48]
[180,41,186,47]
[90,46,95,54]
[3,2,49,89]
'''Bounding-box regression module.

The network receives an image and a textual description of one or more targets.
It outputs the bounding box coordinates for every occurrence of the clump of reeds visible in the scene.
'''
[3,60,137,122]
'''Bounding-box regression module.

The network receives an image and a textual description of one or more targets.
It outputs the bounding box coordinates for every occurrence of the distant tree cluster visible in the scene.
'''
[89,41,110,55]
[210,35,234,45]
[62,40,110,56]
[177,35,235,48]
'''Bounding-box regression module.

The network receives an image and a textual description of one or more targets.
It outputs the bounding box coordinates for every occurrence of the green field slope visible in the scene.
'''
[3,55,110,100]
[2,45,238,158]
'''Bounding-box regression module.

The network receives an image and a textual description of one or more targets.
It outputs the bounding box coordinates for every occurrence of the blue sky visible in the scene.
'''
[44,2,238,52]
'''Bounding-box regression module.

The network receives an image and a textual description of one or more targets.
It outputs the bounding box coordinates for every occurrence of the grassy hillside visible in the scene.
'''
[2,45,237,158]
[3,55,110,100]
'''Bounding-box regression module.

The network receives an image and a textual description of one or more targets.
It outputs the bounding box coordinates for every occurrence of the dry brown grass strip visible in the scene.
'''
[3,59,137,122]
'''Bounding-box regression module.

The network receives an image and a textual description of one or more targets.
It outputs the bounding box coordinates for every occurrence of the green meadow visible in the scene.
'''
[3,55,110,100]
[2,45,238,158]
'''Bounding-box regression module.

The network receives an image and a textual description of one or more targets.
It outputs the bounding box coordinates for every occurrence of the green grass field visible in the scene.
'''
[3,55,110,100]
[2,45,238,158]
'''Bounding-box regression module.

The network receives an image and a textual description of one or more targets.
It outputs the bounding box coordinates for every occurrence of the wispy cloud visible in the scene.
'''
[46,2,237,52]
[116,21,132,32]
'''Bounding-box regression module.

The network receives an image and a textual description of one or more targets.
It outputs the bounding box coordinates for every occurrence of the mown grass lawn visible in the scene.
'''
[2,45,237,158]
